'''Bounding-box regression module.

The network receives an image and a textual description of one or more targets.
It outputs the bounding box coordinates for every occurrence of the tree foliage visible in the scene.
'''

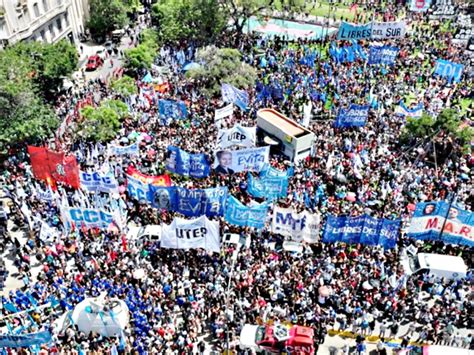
[87,0,129,40]
[186,46,256,96]
[124,29,159,71]
[111,75,138,96]
[76,100,129,142]
[152,0,226,43]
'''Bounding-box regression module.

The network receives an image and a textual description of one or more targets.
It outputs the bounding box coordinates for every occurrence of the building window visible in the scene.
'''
[49,23,54,38]
[42,0,48,11]
[33,3,40,17]
[40,29,45,41]
[64,10,69,26]
[56,18,62,31]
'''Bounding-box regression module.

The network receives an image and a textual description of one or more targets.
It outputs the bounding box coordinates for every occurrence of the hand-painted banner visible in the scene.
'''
[410,0,432,12]
[217,124,256,149]
[272,207,320,243]
[434,59,464,83]
[0,331,52,348]
[158,99,188,119]
[225,195,269,229]
[126,166,171,186]
[214,104,234,122]
[110,141,140,156]
[407,201,474,247]
[166,146,210,178]
[395,101,423,118]
[63,207,115,230]
[323,215,400,249]
[247,173,289,199]
[214,146,270,175]
[80,171,119,194]
[368,46,399,66]
[337,21,406,40]
[161,216,220,253]
[337,22,372,40]
[149,186,228,217]
[335,104,369,127]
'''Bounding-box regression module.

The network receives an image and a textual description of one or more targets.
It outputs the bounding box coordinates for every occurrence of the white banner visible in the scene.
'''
[217,124,256,149]
[214,104,234,122]
[272,207,320,243]
[161,216,220,253]
[80,171,119,194]
[214,146,270,174]
[371,21,406,39]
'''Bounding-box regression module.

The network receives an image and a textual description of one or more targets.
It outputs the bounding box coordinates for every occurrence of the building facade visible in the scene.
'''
[0,0,88,49]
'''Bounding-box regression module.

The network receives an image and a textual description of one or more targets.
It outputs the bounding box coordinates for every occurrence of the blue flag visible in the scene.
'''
[166,146,210,178]
[434,59,464,83]
[158,100,188,121]
[225,195,269,229]
[221,83,249,111]
[368,46,399,66]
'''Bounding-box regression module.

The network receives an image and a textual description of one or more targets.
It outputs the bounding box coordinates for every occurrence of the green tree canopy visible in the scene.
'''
[186,46,256,96]
[124,29,159,71]
[111,75,138,96]
[87,0,129,40]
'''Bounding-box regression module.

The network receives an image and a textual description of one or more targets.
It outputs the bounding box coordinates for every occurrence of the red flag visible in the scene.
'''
[27,146,80,189]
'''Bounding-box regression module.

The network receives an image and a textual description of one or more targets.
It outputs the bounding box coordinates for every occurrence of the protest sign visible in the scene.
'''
[434,59,464,83]
[323,215,400,249]
[126,166,171,187]
[368,46,399,66]
[158,99,188,120]
[214,104,234,124]
[217,124,256,149]
[334,104,369,128]
[337,22,372,40]
[80,171,119,194]
[109,141,140,156]
[161,216,220,253]
[371,21,406,39]
[225,195,269,229]
[214,146,270,174]
[410,0,432,12]
[63,207,115,230]
[166,146,210,178]
[407,201,474,247]
[395,101,423,118]
[127,175,150,202]
[0,331,52,348]
[272,207,320,243]
[247,173,289,199]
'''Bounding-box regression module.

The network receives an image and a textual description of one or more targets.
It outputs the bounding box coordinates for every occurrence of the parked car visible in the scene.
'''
[86,55,103,71]
[240,323,314,354]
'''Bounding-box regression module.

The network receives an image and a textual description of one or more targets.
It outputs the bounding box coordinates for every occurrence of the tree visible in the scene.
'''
[111,75,138,96]
[124,29,159,71]
[76,100,129,142]
[152,0,226,43]
[186,46,256,96]
[87,0,129,41]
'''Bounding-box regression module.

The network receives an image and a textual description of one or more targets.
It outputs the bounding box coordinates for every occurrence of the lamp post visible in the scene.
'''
[224,241,242,353]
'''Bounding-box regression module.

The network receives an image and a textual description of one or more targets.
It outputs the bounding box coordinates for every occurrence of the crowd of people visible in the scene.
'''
[0,3,472,355]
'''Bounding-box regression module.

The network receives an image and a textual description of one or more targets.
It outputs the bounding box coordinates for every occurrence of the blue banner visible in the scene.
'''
[337,22,372,40]
[127,175,151,203]
[65,208,114,230]
[247,173,289,199]
[225,195,269,229]
[110,141,139,156]
[434,59,464,83]
[149,186,228,217]
[261,164,294,178]
[80,171,118,193]
[221,83,249,111]
[166,146,210,178]
[158,100,188,120]
[335,104,369,127]
[407,201,474,247]
[0,331,52,348]
[323,215,400,249]
[368,46,399,65]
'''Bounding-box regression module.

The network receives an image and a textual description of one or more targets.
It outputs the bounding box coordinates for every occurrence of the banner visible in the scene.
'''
[110,141,139,156]
[127,175,150,202]
[64,207,115,230]
[323,215,400,249]
[217,124,256,149]
[80,171,119,194]
[434,59,464,83]
[272,207,320,243]
[214,146,270,174]
[158,99,188,119]
[221,83,249,111]
[334,104,369,127]
[407,201,474,247]
[225,195,269,229]
[149,186,228,217]
[371,21,406,39]
[165,146,210,178]
[27,146,80,189]
[261,165,294,178]
[337,22,372,40]
[247,173,289,199]
[126,166,171,186]
[368,46,399,66]
[410,0,432,12]
[161,216,220,253]
[0,331,52,348]
[395,101,423,118]
[214,104,234,123]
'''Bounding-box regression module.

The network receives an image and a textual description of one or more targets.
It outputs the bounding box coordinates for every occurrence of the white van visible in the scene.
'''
[126,225,161,247]
[401,252,468,280]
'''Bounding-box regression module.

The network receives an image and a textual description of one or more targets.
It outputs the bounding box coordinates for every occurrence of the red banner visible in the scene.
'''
[126,166,171,186]
[27,146,80,189]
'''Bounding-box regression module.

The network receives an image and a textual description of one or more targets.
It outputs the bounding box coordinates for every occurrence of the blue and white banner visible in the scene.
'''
[127,175,151,202]
[335,104,369,128]
[261,164,294,178]
[80,171,119,194]
[166,146,210,178]
[0,331,52,348]
[161,216,220,253]
[371,21,406,39]
[395,101,424,118]
[158,99,188,120]
[410,0,432,12]
[247,173,289,199]
[272,207,320,243]
[63,207,115,230]
[149,186,228,217]
[110,141,140,156]
[221,83,249,111]
[217,124,256,149]
[225,195,269,229]
[368,46,399,66]
[337,22,372,40]
[407,201,474,247]
[434,59,464,83]
[214,146,270,174]
[323,215,400,249]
